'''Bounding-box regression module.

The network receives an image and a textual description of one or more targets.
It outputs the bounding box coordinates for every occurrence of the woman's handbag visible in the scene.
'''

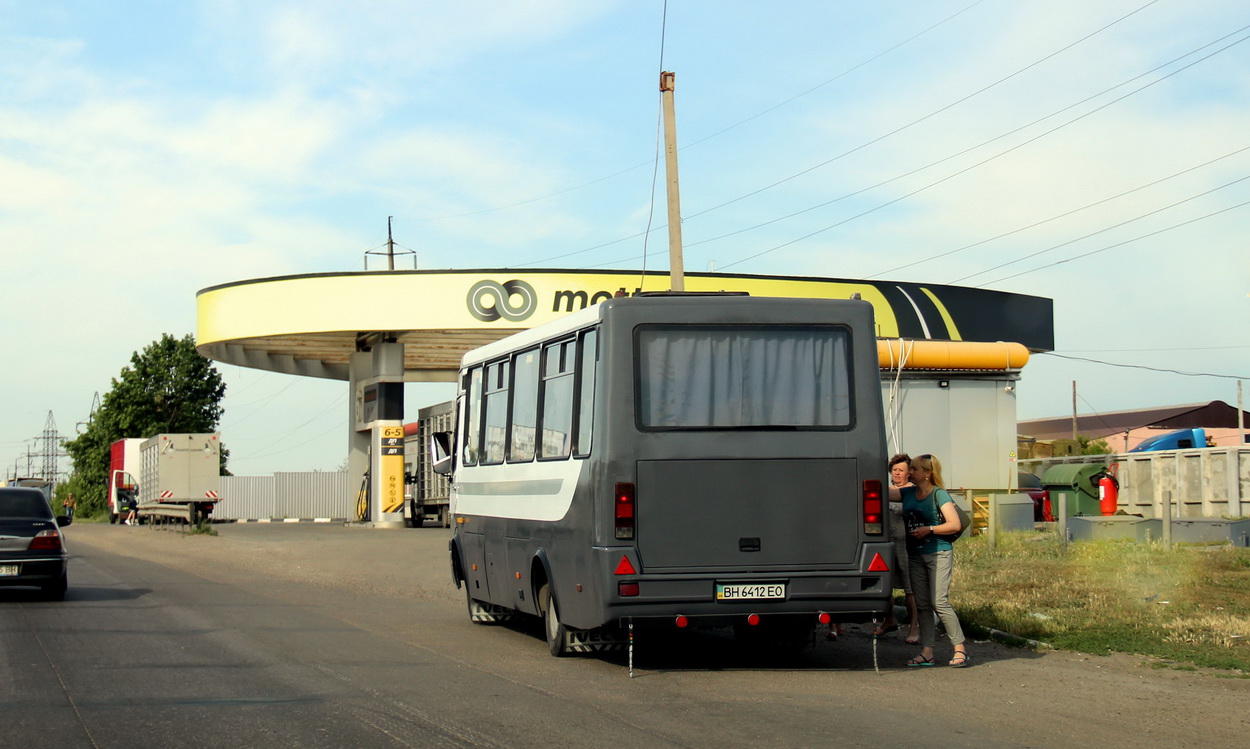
[932,489,970,540]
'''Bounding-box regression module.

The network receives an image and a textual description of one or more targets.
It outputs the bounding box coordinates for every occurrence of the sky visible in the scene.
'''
[2,0,1247,478]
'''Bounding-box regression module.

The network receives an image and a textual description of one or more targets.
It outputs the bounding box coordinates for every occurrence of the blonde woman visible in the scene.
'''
[890,454,969,668]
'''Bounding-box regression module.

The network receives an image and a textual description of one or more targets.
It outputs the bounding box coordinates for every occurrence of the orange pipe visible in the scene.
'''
[878,339,1030,371]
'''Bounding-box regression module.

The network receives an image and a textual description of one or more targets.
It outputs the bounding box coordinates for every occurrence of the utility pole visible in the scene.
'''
[386,215,396,271]
[660,71,685,292]
[363,217,416,270]
[1239,379,1245,448]
[1071,381,1078,442]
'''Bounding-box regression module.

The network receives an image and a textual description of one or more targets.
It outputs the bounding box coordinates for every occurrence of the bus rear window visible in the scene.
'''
[636,325,852,429]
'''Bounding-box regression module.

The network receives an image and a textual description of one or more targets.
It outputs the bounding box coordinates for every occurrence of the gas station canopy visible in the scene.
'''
[196,269,1054,379]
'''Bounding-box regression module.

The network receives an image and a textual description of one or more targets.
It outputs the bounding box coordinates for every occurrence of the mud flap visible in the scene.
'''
[564,628,626,653]
[468,597,519,623]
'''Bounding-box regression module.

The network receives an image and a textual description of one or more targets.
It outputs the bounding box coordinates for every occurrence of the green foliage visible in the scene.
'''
[955,532,1250,673]
[62,334,227,517]
[1077,434,1113,455]
[186,520,218,536]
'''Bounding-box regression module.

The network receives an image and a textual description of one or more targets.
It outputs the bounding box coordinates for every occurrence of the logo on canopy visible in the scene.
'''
[466,279,538,322]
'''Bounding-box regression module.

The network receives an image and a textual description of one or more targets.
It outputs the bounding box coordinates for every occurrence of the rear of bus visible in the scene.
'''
[591,295,892,637]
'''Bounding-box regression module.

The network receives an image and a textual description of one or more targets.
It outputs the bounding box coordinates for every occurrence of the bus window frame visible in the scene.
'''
[572,328,597,459]
[536,336,576,462]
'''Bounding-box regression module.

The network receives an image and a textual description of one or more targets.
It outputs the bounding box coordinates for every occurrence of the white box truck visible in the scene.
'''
[137,433,222,525]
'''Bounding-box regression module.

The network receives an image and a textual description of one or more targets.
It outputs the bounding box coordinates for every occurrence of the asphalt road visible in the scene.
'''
[2,522,1246,748]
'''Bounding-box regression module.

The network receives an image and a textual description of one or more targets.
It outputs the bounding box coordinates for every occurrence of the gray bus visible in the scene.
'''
[444,293,892,656]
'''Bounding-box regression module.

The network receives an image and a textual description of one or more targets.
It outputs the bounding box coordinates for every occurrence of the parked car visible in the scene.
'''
[1018,471,1053,522]
[0,487,70,600]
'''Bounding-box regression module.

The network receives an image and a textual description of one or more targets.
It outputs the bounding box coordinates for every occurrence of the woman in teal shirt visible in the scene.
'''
[892,454,970,668]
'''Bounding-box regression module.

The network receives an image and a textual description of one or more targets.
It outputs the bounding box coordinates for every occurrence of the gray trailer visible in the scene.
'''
[138,433,222,524]
[404,401,453,528]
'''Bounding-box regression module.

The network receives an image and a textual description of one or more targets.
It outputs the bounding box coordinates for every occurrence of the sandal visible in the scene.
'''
[949,652,971,668]
[873,623,899,637]
[906,654,934,667]
[905,633,920,645]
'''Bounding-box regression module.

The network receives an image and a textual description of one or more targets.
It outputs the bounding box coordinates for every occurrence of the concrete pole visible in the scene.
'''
[1057,489,1068,550]
[1071,381,1078,442]
[987,492,997,550]
[387,215,395,271]
[1162,489,1173,550]
[660,71,685,292]
[1239,379,1245,448]
[348,352,372,518]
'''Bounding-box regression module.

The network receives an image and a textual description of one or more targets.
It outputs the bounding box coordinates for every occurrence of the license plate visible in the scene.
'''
[0,564,18,577]
[716,582,786,601]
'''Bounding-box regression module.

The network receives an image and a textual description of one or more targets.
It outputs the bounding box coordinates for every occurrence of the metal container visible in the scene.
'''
[1067,515,1162,542]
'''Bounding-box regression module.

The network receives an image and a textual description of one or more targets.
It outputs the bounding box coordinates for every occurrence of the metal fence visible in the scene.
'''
[1020,447,1249,519]
[215,472,353,521]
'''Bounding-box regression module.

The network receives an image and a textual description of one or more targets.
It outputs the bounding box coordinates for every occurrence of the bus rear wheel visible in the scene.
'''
[539,583,570,657]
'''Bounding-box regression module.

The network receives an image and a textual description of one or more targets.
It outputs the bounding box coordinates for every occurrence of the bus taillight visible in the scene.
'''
[863,479,883,534]
[614,482,635,539]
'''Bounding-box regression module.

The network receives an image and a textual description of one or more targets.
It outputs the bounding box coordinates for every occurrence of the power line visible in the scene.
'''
[716,27,1250,272]
[223,378,302,427]
[1063,345,1250,353]
[1076,394,1122,438]
[637,0,671,283]
[952,173,1250,283]
[1038,352,1247,380]
[557,16,1250,273]
[869,144,1250,279]
[686,0,1162,229]
[400,1,986,225]
[677,0,988,153]
[237,414,348,463]
[509,4,993,270]
[976,196,1250,286]
[230,392,347,448]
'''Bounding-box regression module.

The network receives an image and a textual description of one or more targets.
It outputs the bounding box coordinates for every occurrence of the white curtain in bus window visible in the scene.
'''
[539,340,575,458]
[509,348,540,462]
[637,326,851,428]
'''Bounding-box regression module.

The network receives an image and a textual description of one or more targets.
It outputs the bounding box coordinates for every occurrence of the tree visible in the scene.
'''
[62,334,226,517]
[1077,435,1113,455]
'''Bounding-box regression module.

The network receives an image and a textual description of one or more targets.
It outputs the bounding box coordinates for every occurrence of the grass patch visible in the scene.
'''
[951,531,1250,673]
[185,520,218,536]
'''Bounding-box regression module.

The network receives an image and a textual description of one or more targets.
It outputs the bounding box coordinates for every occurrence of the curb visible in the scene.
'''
[890,605,1055,651]
[230,518,343,524]
[986,628,1055,650]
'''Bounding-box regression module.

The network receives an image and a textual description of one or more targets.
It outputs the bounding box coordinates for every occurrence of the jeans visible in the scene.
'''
[908,549,965,649]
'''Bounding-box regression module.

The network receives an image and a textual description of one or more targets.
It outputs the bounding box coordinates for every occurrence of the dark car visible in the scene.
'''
[1018,471,1052,522]
[0,487,70,599]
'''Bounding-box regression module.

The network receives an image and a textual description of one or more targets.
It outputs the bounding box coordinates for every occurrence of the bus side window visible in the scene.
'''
[574,329,597,458]
[462,367,482,466]
[538,338,575,459]
[509,348,539,462]
[482,361,509,465]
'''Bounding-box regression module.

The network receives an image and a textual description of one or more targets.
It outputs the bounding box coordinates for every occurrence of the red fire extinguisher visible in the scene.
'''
[1098,469,1119,516]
